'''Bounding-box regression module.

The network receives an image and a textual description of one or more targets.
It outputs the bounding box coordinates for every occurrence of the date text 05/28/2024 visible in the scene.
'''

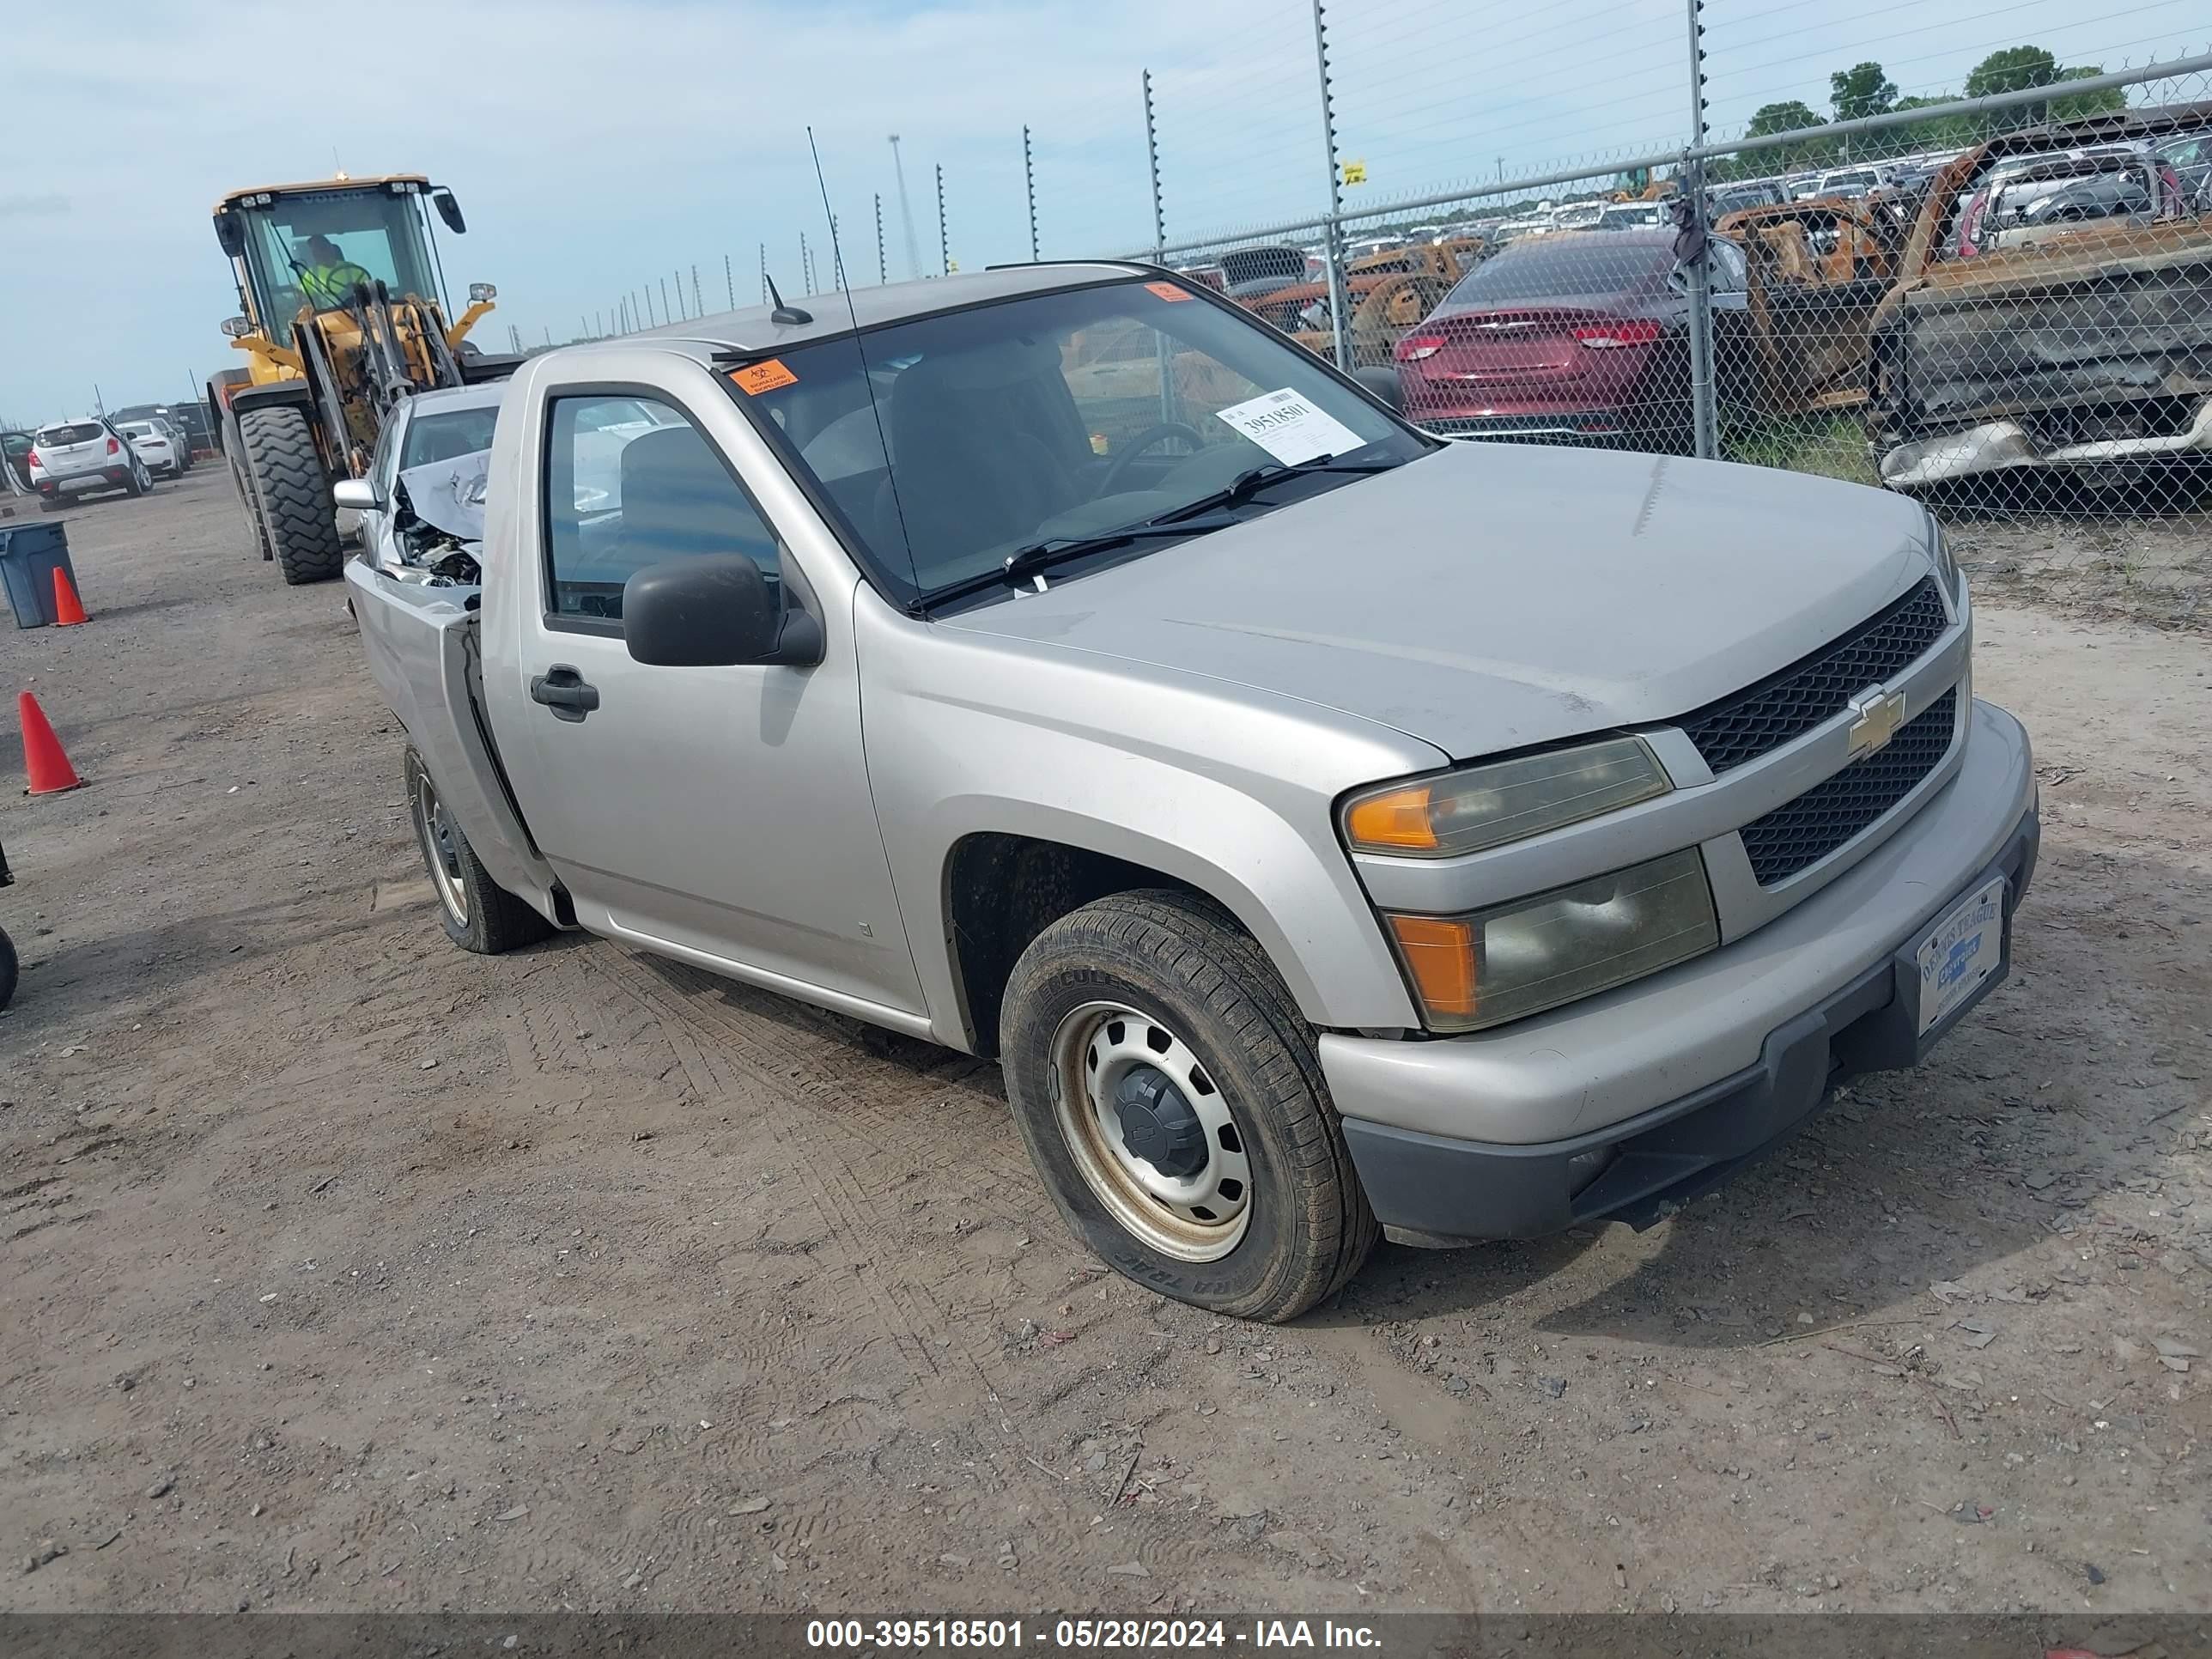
[805,1620,1382,1650]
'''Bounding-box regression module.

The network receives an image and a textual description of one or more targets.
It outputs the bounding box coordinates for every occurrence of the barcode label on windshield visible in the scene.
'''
[1213,387,1364,465]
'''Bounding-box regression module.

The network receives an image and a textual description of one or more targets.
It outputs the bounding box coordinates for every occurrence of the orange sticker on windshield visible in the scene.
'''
[1145,281,1193,301]
[729,358,798,395]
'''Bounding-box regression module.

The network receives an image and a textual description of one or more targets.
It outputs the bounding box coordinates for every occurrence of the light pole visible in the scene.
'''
[888,134,922,280]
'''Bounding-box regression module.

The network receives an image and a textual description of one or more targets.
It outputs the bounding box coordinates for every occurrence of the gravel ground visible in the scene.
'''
[1,469,2206,1614]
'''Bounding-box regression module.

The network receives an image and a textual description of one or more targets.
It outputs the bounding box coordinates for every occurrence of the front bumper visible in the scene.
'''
[1325,697,2038,1243]
[1880,395,2212,488]
[1425,410,1667,443]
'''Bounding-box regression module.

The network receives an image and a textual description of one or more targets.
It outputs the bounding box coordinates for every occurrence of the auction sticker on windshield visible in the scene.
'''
[1915,874,2005,1036]
[1214,387,1365,466]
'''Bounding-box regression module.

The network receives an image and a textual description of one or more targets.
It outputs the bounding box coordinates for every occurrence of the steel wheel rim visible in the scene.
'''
[413,771,468,927]
[1048,1000,1252,1262]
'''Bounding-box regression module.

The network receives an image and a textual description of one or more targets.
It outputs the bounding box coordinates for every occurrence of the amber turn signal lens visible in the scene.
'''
[1387,915,1479,1018]
[1345,785,1437,851]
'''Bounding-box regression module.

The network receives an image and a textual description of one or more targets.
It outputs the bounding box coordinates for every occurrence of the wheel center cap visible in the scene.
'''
[1112,1065,1207,1180]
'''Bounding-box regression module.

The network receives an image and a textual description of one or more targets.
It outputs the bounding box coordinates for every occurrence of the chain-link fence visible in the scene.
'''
[1133,40,2212,627]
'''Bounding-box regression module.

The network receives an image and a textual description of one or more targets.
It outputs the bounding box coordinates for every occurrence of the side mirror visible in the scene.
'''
[623,555,822,668]
[432,189,467,234]
[214,212,246,258]
[221,315,254,338]
[332,477,383,512]
[468,282,497,304]
[1353,364,1405,413]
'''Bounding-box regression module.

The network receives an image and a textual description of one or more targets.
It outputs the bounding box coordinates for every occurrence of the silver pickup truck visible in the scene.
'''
[346,261,2039,1322]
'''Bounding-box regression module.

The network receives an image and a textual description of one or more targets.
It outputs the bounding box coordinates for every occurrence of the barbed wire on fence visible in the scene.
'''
[495,7,2212,625]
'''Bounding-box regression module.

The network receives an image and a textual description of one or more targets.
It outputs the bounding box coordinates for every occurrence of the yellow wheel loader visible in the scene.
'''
[204,175,513,585]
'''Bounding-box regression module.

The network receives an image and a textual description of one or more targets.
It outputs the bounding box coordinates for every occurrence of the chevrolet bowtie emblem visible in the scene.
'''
[1846,685,1907,758]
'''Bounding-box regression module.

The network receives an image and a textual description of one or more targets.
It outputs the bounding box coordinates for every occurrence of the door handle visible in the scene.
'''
[529,665,600,722]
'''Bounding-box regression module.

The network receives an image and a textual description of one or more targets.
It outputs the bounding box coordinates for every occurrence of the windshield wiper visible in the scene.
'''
[1150,453,1402,525]
[910,455,1404,613]
[915,514,1243,612]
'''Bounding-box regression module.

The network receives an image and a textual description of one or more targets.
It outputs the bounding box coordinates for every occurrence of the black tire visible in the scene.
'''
[1000,890,1377,1322]
[121,466,144,499]
[403,747,553,955]
[237,404,343,585]
[0,926,15,1011]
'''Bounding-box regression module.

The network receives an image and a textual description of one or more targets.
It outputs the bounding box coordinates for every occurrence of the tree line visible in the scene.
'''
[1721,45,2130,174]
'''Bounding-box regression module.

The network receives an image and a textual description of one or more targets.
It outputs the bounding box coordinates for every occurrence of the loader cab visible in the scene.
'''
[214,176,459,346]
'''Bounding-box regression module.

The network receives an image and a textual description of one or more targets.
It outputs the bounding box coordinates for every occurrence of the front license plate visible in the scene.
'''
[1916,875,2007,1036]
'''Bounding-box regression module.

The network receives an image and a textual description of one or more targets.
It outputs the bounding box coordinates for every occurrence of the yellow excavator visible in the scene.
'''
[205,173,514,583]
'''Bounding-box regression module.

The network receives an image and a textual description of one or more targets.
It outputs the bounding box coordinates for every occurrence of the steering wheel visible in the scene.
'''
[307,264,375,307]
[1097,422,1206,495]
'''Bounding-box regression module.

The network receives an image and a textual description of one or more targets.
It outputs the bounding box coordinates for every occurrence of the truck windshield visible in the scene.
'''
[731,278,1425,607]
[233,188,440,347]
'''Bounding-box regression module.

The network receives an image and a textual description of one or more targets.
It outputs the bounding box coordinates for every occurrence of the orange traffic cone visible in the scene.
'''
[51,568,88,627]
[18,691,82,795]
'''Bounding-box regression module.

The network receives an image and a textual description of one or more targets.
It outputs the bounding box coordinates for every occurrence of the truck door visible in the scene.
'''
[497,384,926,1024]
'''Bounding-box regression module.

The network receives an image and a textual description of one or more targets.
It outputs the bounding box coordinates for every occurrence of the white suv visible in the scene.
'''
[27,416,151,509]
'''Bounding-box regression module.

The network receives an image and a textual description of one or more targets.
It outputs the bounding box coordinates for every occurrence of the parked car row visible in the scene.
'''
[1354,106,2212,497]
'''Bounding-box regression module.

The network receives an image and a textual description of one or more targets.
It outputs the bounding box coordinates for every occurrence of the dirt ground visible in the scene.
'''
[1,469,2206,1616]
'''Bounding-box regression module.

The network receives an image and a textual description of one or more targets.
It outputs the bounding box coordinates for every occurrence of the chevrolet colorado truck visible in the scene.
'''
[345,260,2039,1322]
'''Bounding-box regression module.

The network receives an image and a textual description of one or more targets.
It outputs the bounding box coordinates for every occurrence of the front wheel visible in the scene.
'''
[404,747,552,955]
[237,404,343,584]
[1000,890,1376,1322]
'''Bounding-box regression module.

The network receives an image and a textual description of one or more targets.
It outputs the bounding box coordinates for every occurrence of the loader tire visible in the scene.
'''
[238,404,343,585]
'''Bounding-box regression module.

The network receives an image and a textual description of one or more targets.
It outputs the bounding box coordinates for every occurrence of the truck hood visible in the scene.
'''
[941,439,1937,759]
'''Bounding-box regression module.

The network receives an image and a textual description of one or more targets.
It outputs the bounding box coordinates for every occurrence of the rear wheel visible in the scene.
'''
[121,466,144,499]
[237,404,343,584]
[0,926,16,1010]
[404,747,553,956]
[1000,890,1376,1322]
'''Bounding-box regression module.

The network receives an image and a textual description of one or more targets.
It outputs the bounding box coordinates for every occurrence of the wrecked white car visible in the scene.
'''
[334,384,501,586]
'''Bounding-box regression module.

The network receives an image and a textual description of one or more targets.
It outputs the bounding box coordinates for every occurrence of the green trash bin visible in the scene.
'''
[0,520,78,629]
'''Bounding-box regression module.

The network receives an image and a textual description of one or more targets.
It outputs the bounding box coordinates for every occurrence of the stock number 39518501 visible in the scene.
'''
[805,1620,1231,1649]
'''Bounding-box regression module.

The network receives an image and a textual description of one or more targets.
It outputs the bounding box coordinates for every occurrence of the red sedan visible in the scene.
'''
[1392,229,1746,453]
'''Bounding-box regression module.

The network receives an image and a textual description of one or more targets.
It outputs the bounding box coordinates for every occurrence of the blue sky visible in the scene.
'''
[3,0,2205,422]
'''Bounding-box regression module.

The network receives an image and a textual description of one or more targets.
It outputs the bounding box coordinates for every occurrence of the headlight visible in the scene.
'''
[1927,514,1963,602]
[1383,848,1718,1032]
[1342,736,1669,860]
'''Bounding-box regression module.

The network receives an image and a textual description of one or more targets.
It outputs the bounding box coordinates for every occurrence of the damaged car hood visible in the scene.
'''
[942,440,1937,759]
[398,449,492,544]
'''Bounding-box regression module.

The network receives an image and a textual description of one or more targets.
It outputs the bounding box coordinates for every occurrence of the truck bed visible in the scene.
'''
[344,563,564,924]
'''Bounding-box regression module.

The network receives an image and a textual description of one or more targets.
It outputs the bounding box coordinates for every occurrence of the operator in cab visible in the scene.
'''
[297,235,356,307]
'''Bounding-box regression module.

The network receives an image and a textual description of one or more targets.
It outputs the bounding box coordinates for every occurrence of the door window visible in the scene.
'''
[542,394,778,623]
